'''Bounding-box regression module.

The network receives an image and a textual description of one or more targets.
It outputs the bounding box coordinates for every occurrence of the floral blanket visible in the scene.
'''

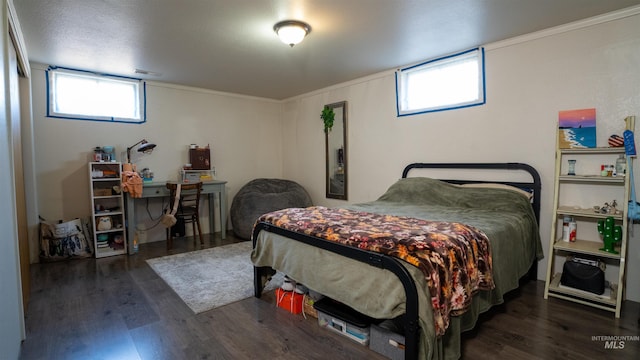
[257,206,494,336]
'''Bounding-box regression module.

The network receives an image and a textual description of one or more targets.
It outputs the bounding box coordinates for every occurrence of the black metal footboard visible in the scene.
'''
[252,222,421,360]
[401,162,541,223]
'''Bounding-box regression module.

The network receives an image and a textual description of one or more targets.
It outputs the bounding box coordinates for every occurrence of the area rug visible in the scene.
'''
[146,241,282,314]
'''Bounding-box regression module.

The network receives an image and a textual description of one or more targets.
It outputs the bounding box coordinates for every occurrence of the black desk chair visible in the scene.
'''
[166,182,203,250]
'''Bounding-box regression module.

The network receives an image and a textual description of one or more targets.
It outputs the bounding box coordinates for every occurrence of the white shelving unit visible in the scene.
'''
[543,147,630,317]
[89,162,127,258]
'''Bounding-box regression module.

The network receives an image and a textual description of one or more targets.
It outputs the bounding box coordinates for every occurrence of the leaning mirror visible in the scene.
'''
[324,101,347,200]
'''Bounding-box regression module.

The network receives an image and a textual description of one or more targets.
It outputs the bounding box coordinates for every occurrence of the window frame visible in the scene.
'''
[46,66,147,124]
[395,47,485,117]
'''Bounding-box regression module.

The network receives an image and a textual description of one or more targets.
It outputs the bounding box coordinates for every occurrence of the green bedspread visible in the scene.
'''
[251,177,542,360]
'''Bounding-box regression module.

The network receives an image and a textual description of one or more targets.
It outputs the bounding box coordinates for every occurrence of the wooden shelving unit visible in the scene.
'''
[543,146,630,317]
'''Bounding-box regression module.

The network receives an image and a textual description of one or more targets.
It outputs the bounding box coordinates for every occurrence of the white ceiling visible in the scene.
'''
[13,0,640,100]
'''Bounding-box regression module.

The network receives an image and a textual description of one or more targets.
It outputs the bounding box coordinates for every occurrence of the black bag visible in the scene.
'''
[171,217,186,237]
[560,258,605,295]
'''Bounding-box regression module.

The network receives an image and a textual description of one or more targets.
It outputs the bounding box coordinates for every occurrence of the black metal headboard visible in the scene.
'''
[402,162,541,224]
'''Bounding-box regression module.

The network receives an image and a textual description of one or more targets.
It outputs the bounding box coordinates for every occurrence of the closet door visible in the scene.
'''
[9,39,29,312]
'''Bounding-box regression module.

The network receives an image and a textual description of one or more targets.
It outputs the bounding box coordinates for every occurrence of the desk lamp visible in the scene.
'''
[126,139,157,164]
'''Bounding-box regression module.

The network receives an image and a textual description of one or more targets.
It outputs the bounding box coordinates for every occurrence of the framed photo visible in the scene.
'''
[558,108,596,148]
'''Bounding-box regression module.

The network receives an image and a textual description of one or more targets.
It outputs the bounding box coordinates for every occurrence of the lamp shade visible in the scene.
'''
[138,142,156,154]
[274,20,311,47]
[126,139,156,163]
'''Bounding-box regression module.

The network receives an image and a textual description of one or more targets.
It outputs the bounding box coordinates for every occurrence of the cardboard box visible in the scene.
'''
[275,288,303,314]
[93,188,112,196]
[303,296,318,318]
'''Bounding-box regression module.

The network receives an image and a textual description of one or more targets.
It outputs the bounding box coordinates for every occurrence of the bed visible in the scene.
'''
[251,163,542,360]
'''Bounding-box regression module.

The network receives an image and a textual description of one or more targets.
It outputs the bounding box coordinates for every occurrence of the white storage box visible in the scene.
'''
[313,297,373,346]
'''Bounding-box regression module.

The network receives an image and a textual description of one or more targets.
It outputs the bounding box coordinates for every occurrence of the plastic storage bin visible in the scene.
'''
[313,297,375,346]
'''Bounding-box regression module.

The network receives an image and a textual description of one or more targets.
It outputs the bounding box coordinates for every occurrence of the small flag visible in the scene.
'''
[623,130,636,156]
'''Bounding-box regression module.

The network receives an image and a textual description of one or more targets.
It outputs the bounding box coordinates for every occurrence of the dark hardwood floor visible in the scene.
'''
[20,232,640,360]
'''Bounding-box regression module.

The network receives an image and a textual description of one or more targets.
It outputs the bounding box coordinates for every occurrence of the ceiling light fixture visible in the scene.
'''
[273,20,311,47]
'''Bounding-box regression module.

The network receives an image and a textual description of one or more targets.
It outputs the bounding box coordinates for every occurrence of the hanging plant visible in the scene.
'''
[321,106,335,133]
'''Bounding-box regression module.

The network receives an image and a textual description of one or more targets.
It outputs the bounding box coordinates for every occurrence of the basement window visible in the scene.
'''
[395,48,485,116]
[46,67,146,123]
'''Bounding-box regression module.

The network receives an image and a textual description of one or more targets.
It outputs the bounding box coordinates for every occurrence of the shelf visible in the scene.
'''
[558,175,624,184]
[91,177,120,181]
[94,228,125,235]
[94,195,121,199]
[552,239,621,259]
[181,169,216,183]
[559,147,625,155]
[548,273,617,308]
[556,207,623,220]
[95,247,127,257]
[94,210,123,216]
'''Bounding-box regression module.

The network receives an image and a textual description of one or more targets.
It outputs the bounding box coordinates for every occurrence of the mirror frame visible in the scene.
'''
[325,101,348,200]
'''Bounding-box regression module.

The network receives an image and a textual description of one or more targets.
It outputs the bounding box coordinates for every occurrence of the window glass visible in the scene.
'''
[396,48,485,116]
[47,67,146,123]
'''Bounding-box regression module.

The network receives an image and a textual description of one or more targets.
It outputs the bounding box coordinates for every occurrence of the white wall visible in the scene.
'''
[281,12,640,302]
[30,69,283,246]
[27,8,640,304]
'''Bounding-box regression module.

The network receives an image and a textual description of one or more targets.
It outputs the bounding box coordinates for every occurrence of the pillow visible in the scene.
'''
[459,183,533,200]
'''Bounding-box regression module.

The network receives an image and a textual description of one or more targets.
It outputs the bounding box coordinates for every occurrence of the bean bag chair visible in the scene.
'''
[230,178,313,240]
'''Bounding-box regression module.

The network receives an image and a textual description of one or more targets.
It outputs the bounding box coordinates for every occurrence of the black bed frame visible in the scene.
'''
[253,163,541,360]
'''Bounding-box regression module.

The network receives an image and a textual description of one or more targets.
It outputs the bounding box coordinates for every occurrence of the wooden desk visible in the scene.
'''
[126,180,227,253]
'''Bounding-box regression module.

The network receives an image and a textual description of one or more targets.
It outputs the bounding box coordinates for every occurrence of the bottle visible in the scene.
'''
[133,231,139,253]
[601,165,608,177]
[615,155,626,177]
[562,216,572,242]
[568,221,577,242]
[567,159,576,175]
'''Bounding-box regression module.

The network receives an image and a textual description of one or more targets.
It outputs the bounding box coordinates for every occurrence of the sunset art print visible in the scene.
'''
[558,108,596,148]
